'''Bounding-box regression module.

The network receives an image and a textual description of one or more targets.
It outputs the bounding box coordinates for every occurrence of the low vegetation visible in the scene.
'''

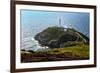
[21,44,89,63]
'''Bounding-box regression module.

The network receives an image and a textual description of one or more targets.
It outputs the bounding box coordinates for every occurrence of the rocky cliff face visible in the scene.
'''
[34,26,89,48]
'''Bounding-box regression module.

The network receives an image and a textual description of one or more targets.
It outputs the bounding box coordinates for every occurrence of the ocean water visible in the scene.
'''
[20,30,49,51]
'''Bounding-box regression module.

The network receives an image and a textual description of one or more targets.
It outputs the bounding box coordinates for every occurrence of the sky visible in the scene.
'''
[20,9,90,38]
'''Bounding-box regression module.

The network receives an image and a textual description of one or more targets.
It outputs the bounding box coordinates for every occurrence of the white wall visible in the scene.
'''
[0,0,100,73]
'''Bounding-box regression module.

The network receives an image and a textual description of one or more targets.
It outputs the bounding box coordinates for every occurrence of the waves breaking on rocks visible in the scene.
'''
[21,36,49,51]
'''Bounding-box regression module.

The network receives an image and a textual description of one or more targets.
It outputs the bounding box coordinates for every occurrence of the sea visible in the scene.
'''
[20,26,49,51]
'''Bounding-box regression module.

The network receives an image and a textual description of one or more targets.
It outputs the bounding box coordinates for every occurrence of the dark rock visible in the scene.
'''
[34,26,89,48]
[48,40,60,48]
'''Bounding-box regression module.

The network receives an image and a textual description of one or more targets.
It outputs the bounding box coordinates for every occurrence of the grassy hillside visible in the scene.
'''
[21,44,89,63]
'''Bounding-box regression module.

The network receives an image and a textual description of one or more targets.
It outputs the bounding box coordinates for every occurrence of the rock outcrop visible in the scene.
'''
[34,26,89,48]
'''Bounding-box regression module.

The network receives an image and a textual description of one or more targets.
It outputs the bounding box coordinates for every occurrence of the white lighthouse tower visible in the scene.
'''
[58,18,67,31]
[59,18,61,27]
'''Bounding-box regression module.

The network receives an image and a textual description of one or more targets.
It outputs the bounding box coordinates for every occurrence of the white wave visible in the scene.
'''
[21,36,49,51]
[31,38,49,51]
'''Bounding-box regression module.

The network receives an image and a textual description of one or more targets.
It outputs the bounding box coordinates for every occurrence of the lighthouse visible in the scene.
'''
[58,18,67,31]
[59,18,61,27]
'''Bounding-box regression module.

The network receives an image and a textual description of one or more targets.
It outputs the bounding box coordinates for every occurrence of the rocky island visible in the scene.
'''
[34,26,89,48]
[21,26,89,63]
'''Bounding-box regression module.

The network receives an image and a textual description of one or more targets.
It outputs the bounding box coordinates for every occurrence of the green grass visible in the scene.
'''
[21,44,89,62]
[39,44,89,58]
